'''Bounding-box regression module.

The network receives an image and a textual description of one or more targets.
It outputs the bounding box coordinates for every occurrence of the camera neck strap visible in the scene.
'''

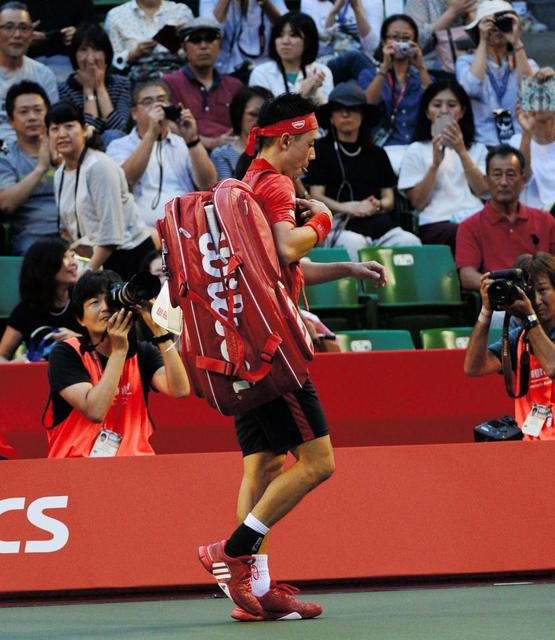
[502,313,530,399]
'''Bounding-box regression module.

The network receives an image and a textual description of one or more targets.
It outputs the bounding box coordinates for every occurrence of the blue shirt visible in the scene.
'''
[456,53,537,147]
[358,65,424,146]
[0,141,58,253]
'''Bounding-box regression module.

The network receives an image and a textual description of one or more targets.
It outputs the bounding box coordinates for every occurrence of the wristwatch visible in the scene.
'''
[523,313,539,331]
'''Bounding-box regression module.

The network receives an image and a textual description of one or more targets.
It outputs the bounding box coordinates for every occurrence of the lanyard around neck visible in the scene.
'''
[57,146,89,238]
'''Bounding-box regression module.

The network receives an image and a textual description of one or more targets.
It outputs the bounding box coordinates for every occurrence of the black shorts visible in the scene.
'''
[234,378,329,456]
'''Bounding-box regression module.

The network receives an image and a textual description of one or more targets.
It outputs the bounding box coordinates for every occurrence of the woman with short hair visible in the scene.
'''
[59,23,132,146]
[47,102,154,279]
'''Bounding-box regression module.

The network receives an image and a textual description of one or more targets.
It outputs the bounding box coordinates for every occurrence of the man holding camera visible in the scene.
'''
[106,78,216,227]
[163,17,243,151]
[46,270,190,458]
[464,252,555,441]
[456,144,555,292]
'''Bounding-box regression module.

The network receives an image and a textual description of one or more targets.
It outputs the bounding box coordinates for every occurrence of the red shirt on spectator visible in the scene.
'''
[163,65,242,138]
[455,201,555,273]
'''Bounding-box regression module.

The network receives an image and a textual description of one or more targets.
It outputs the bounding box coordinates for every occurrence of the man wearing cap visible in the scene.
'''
[163,17,243,151]
[305,82,421,260]
[197,92,387,622]
[455,0,536,147]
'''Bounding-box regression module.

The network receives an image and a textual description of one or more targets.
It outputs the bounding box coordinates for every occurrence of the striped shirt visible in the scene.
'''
[58,73,132,134]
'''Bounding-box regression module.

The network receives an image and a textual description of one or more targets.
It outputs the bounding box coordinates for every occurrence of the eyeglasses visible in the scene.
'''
[186,32,220,44]
[0,22,33,35]
[136,95,169,107]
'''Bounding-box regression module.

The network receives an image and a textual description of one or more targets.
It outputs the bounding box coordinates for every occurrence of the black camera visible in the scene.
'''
[162,105,182,122]
[109,272,161,310]
[487,268,531,310]
[494,14,514,33]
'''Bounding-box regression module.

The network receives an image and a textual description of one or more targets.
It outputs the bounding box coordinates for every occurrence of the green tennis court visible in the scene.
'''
[2,583,554,640]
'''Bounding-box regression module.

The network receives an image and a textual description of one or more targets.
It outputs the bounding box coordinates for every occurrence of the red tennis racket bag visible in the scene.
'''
[156,178,314,416]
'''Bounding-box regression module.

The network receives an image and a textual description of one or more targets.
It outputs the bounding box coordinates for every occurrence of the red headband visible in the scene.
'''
[246,113,318,156]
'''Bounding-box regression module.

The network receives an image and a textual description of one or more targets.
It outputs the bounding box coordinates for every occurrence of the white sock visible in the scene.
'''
[244,512,270,536]
[251,554,271,597]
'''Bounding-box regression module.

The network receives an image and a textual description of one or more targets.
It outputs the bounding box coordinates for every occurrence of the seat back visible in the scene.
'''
[308,247,351,263]
[336,330,415,352]
[0,256,22,318]
[420,326,503,349]
[305,277,360,309]
[358,246,461,305]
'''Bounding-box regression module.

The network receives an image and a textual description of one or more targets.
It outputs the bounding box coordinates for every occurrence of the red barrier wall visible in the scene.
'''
[1,442,554,595]
[0,351,512,459]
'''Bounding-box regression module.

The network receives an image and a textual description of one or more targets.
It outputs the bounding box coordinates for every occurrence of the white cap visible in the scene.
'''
[465,0,515,30]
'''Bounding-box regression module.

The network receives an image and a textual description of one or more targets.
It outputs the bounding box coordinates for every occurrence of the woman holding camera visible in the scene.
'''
[455,0,535,147]
[359,14,432,172]
[465,252,555,441]
[45,270,190,458]
[48,102,154,280]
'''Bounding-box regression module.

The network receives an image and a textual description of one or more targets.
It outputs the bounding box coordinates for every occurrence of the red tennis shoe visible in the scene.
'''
[197,540,263,617]
[231,583,323,621]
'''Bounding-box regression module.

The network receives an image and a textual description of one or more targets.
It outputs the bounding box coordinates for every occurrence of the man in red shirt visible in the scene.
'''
[198,93,387,621]
[163,18,242,151]
[456,145,555,291]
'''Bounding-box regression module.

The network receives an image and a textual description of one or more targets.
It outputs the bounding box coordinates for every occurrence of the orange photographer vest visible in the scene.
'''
[46,338,155,458]
[515,332,555,441]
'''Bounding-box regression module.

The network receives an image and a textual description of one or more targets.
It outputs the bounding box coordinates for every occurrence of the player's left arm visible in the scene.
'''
[301,260,387,286]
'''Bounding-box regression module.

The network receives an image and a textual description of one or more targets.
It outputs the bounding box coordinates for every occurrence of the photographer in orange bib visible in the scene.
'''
[198,92,387,621]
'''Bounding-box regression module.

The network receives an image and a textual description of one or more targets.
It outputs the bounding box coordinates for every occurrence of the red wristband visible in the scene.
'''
[304,212,332,244]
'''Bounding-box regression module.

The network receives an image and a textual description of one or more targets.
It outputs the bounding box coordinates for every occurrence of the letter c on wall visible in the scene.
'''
[0,497,25,553]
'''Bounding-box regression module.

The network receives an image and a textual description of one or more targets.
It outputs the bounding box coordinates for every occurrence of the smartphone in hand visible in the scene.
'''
[152,25,181,54]
[431,113,455,139]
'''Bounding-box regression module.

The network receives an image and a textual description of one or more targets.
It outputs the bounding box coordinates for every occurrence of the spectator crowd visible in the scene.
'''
[1,0,555,367]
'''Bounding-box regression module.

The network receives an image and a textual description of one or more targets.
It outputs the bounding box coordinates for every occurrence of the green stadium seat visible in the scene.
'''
[336,329,415,352]
[420,326,503,350]
[304,277,364,331]
[358,245,466,344]
[0,256,22,319]
[308,247,351,263]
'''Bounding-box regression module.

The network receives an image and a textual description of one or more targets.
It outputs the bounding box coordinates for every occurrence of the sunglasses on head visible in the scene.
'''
[186,31,220,44]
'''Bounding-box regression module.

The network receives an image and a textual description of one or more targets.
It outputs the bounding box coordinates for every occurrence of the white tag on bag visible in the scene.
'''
[151,281,183,335]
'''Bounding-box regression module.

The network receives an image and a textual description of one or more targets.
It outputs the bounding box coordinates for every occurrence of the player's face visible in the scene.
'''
[283,129,317,178]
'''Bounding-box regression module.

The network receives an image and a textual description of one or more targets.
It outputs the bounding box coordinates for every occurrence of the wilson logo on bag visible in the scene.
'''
[156,179,313,415]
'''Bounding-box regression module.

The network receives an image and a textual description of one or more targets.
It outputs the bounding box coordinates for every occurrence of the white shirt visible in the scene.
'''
[398,141,488,225]
[200,0,288,74]
[248,60,334,105]
[54,150,149,250]
[299,0,381,57]
[107,128,195,227]
[510,133,555,211]
[105,0,193,68]
[0,56,58,144]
